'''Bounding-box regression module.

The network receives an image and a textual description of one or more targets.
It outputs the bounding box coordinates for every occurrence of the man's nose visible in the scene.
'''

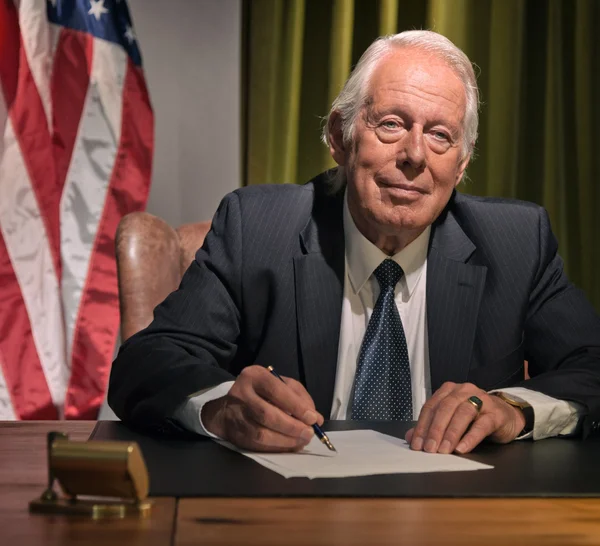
[397,127,426,171]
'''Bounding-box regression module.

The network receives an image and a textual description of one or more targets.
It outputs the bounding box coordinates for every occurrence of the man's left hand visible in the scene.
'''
[405,382,526,454]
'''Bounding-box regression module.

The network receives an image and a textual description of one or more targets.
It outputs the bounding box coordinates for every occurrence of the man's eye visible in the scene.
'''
[433,131,449,141]
[381,120,400,129]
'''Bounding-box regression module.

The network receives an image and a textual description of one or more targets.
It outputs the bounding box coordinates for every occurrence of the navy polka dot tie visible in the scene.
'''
[351,259,413,421]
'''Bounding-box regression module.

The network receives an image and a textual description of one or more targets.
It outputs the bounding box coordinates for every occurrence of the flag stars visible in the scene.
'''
[88,0,109,22]
[124,25,136,44]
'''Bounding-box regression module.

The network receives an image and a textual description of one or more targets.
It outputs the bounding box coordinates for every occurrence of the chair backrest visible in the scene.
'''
[115,212,211,341]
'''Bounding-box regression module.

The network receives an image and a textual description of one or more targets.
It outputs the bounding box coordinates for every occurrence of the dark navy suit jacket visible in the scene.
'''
[108,172,600,437]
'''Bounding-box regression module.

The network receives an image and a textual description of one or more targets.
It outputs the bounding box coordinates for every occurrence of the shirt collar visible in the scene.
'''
[343,190,431,297]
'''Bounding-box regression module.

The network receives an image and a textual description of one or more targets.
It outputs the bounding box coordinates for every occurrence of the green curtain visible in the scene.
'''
[243,0,600,310]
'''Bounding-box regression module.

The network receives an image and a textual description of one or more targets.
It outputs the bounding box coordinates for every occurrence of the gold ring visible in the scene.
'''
[467,395,483,413]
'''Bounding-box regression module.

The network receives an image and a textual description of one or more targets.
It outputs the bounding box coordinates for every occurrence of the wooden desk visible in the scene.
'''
[177,498,600,546]
[0,422,175,546]
[2,422,600,545]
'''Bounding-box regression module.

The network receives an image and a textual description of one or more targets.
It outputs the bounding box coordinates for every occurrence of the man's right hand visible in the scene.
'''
[201,365,324,452]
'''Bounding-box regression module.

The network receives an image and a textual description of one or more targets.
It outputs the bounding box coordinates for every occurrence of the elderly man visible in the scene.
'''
[108,30,600,455]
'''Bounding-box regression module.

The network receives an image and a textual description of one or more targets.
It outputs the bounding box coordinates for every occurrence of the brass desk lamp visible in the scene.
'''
[29,431,151,519]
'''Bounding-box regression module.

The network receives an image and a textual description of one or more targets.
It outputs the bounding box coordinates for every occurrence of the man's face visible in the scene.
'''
[332,48,470,250]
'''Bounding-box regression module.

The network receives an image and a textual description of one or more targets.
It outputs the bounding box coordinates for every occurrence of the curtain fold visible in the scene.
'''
[484,0,524,198]
[574,0,599,306]
[243,0,600,309]
[246,0,306,185]
[379,0,399,36]
[427,0,469,50]
[324,0,355,170]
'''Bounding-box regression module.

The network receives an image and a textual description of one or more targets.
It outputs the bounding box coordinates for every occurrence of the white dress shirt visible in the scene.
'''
[175,193,582,441]
[331,197,431,419]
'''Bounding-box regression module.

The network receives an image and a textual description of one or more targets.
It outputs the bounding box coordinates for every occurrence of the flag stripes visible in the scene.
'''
[0,0,153,420]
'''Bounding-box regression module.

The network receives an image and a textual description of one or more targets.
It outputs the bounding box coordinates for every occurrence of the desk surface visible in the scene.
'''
[92,420,600,498]
[0,421,175,546]
[2,421,600,546]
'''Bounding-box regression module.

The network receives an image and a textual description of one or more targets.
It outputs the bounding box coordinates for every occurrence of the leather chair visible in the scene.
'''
[115,212,211,341]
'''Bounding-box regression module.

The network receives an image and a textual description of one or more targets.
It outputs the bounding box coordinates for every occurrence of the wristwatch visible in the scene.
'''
[492,392,534,436]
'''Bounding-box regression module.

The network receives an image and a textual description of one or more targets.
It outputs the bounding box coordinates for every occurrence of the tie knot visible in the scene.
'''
[373,259,404,290]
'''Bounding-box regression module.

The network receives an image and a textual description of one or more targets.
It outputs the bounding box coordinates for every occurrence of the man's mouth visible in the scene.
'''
[379,181,428,196]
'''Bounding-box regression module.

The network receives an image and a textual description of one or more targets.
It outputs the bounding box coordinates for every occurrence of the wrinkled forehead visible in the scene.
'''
[364,47,467,116]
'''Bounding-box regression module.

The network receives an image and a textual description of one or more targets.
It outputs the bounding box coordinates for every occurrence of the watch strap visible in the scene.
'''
[492,392,534,436]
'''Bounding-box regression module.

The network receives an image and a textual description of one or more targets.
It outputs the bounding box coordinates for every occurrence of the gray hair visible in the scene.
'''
[322,30,480,189]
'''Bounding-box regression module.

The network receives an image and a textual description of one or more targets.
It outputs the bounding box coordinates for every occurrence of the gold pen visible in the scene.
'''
[267,366,337,452]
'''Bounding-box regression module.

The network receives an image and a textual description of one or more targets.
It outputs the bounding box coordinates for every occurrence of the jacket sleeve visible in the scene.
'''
[108,192,244,435]
[512,207,600,438]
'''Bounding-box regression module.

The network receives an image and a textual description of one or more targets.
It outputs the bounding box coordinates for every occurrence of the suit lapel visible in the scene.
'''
[294,185,488,410]
[426,200,487,391]
[294,183,345,416]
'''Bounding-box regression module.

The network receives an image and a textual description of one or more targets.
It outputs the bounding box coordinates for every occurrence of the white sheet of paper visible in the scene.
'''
[216,429,493,479]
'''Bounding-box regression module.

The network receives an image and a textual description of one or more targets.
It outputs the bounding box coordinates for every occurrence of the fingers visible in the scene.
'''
[409,382,523,455]
[216,365,323,452]
[409,381,456,451]
[437,399,481,454]
[239,366,320,426]
[222,398,312,452]
[407,398,479,453]
[419,394,469,454]
[242,390,314,441]
[409,382,482,454]
[238,426,309,452]
[454,413,496,453]
[284,377,324,426]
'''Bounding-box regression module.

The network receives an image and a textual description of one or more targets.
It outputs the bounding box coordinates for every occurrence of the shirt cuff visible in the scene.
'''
[490,387,584,441]
[172,381,235,438]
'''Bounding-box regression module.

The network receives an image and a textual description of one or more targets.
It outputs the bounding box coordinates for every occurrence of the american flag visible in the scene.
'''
[0,0,153,419]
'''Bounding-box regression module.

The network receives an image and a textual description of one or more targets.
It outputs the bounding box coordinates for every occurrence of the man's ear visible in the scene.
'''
[328,111,347,166]
[455,151,471,186]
